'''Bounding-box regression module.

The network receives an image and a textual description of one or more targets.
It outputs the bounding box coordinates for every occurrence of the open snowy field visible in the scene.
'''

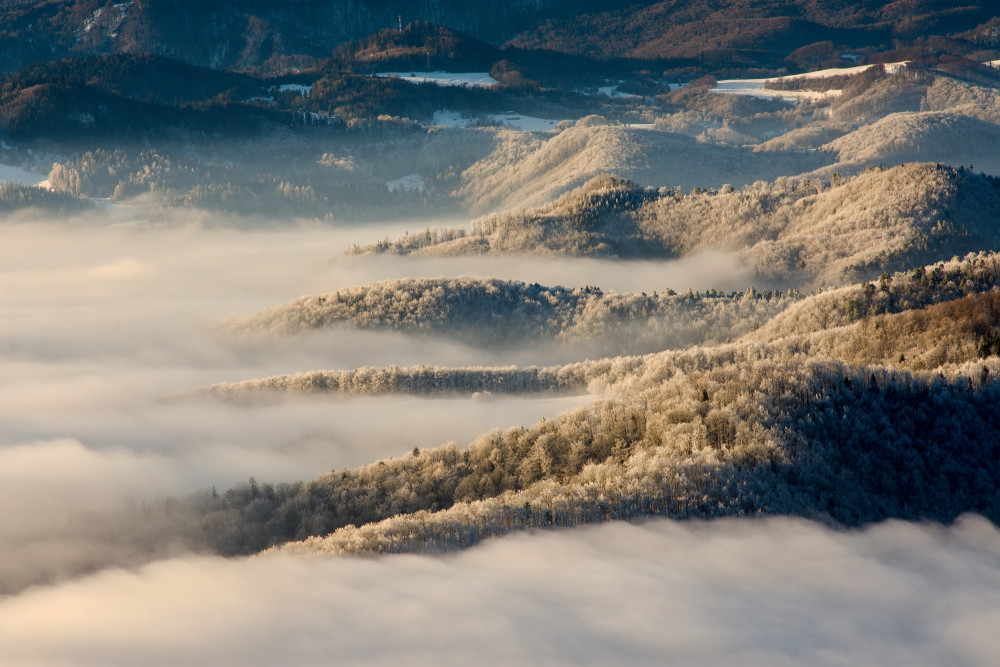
[0,163,48,188]
[713,63,909,103]
[376,71,498,88]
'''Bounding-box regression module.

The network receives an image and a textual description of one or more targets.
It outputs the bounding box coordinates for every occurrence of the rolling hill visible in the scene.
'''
[354,163,1000,287]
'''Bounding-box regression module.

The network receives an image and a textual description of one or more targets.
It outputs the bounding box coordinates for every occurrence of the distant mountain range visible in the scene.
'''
[0,0,592,73]
[1,0,996,73]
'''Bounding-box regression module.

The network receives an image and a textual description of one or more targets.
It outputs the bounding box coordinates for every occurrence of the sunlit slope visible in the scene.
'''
[216,251,1000,401]
[356,163,1000,287]
[456,120,829,213]
[273,355,1000,557]
[749,251,1000,341]
[819,112,1000,174]
[755,67,1000,174]
[118,350,1000,559]
[63,250,1000,565]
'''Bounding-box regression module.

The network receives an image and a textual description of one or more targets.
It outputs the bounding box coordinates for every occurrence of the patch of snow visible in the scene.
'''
[711,79,829,103]
[713,62,910,104]
[430,110,473,127]
[69,112,96,126]
[107,2,131,38]
[301,111,337,125]
[386,174,425,193]
[984,60,1000,69]
[597,86,641,99]
[278,84,312,97]
[623,123,656,130]
[76,2,131,42]
[489,114,563,131]
[428,109,566,131]
[78,7,104,36]
[0,164,49,188]
[376,72,498,88]
[774,61,908,81]
[776,64,876,81]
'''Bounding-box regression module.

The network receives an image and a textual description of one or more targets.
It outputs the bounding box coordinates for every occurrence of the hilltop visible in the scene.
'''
[352,163,1000,287]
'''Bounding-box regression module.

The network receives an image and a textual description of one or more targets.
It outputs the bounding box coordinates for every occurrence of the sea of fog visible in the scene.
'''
[1,218,993,663]
[0,219,751,588]
[1,517,997,666]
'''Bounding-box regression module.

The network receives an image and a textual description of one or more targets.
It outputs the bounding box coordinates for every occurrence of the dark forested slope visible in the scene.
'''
[509,0,1000,65]
[0,0,586,73]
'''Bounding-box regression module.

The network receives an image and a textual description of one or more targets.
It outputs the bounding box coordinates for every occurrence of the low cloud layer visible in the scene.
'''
[352,249,753,295]
[1,219,998,665]
[1,516,997,666]
[0,221,601,593]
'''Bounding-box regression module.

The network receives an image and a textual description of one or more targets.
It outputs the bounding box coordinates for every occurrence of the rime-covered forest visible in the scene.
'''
[2,2,1000,664]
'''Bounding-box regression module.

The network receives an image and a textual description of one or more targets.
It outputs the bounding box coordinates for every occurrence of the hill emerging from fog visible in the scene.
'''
[225,276,796,355]
[353,164,1000,287]
[821,112,1000,172]
[455,119,830,213]
[117,252,1000,561]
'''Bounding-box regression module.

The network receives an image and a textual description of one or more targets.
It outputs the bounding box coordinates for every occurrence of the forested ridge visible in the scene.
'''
[226,275,797,353]
[57,249,993,567]
[91,346,1000,560]
[353,163,1000,287]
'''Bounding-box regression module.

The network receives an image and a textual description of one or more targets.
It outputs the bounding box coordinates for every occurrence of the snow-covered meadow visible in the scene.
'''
[376,71,498,88]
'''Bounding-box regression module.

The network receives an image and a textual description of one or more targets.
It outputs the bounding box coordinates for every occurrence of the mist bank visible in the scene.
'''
[4,221,999,599]
[0,393,589,597]
[0,221,615,595]
[2,516,998,666]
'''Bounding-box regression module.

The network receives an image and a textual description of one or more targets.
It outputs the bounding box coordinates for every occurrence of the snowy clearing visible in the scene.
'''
[277,84,312,97]
[0,164,49,188]
[775,64,876,81]
[430,110,472,127]
[488,113,562,131]
[713,62,909,103]
[376,72,498,88]
[711,79,835,103]
[597,86,641,99]
[428,110,566,131]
